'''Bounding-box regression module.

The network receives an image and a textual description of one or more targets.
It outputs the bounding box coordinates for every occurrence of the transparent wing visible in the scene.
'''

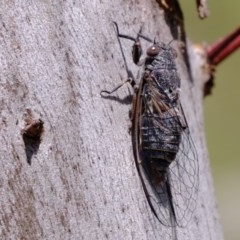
[134,81,198,227]
[168,124,198,227]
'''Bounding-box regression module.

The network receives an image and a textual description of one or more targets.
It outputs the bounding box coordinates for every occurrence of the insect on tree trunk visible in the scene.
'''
[0,1,223,240]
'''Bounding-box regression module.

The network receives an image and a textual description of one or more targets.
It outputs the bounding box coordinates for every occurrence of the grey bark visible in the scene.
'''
[0,1,223,240]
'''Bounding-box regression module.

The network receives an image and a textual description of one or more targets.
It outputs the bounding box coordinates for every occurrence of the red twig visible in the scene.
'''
[207,26,240,66]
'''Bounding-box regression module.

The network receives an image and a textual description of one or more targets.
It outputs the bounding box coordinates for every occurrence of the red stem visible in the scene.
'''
[207,26,240,65]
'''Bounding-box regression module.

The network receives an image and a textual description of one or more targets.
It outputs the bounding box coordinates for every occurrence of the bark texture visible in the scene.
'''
[0,1,223,239]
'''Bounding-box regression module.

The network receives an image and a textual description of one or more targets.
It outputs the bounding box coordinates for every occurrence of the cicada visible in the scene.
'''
[101,22,198,227]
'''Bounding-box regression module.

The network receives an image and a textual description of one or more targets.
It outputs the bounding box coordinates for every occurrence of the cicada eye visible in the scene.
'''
[147,44,161,56]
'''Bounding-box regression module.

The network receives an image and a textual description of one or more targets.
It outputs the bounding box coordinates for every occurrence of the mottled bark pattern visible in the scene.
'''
[0,1,222,240]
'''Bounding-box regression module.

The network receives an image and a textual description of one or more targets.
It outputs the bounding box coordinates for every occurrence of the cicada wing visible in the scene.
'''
[138,161,179,226]
[133,81,198,227]
[132,81,178,226]
[139,118,198,227]
[167,123,199,227]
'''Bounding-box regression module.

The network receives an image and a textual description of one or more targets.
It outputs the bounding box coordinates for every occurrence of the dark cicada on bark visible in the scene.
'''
[101,23,198,227]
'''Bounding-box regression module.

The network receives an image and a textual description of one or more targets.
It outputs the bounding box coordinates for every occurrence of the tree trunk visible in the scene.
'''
[0,1,223,239]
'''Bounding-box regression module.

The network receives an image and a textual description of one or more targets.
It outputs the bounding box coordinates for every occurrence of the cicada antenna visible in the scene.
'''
[138,34,153,43]
[167,39,174,46]
[154,36,158,44]
[138,26,154,43]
